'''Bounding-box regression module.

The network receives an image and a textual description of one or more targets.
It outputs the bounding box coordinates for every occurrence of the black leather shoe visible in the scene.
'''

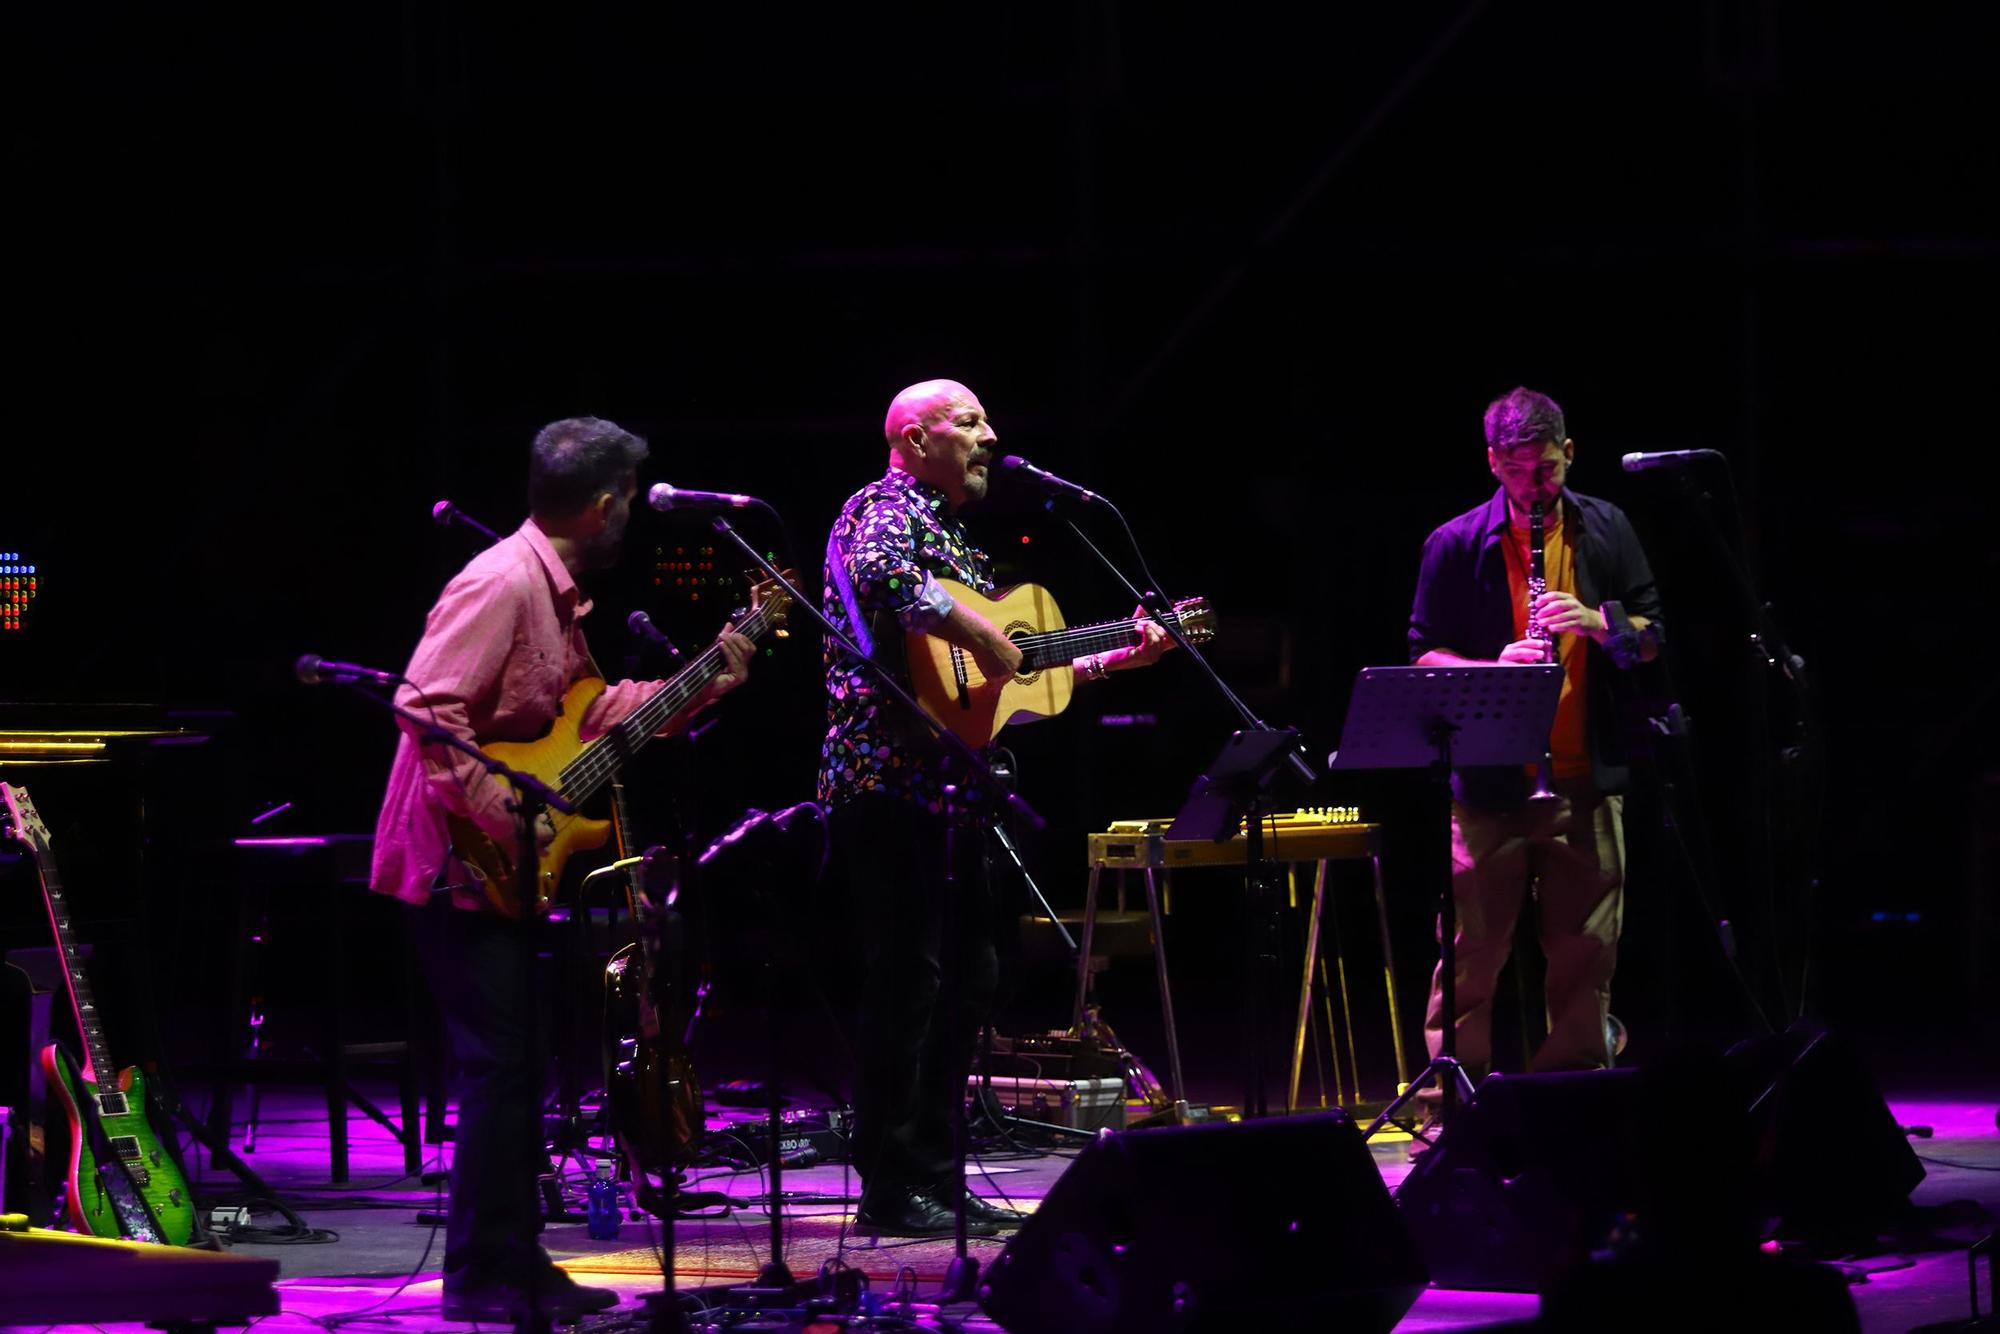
[441,1265,620,1321]
[940,1187,1027,1231]
[856,1185,999,1238]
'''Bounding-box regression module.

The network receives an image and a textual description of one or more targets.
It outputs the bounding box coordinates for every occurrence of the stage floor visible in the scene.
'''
[5,1083,1994,1332]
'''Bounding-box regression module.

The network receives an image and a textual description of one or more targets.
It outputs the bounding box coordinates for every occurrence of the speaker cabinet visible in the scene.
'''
[977,1110,1426,1333]
[1398,1027,1922,1294]
[1395,1067,1649,1292]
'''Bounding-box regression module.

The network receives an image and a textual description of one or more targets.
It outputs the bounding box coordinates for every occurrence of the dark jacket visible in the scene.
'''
[1408,487,1663,808]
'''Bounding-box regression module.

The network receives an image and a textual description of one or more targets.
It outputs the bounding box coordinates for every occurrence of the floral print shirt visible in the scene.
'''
[818,469,993,815]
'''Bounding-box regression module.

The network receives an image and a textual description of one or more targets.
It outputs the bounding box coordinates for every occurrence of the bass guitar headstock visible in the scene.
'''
[741,571,799,638]
[1171,596,1218,645]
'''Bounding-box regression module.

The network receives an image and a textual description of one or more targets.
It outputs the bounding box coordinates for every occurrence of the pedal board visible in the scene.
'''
[704,1106,852,1166]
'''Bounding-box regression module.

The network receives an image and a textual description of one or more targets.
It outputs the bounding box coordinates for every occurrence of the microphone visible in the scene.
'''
[628,609,683,662]
[295,654,401,686]
[997,456,1100,505]
[431,499,504,543]
[648,483,758,512]
[1621,449,1724,472]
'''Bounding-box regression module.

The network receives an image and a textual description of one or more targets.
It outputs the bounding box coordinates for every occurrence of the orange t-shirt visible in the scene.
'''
[1501,510,1591,780]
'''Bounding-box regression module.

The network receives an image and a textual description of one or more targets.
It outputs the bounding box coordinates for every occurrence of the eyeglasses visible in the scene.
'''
[1493,455,1564,479]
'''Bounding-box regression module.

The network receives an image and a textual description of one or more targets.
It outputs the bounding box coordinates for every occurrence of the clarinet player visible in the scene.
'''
[1404,387,1664,1144]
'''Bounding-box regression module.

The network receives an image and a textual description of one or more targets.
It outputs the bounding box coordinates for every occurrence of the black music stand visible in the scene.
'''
[1167,726,1302,1120]
[1327,666,1561,1143]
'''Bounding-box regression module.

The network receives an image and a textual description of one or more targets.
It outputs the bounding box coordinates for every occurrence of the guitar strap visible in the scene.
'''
[825,528,875,659]
[826,527,914,680]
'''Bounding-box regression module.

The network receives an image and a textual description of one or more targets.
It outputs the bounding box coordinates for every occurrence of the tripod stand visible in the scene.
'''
[1324,665,1562,1143]
[1043,511,1318,1122]
[686,801,830,1310]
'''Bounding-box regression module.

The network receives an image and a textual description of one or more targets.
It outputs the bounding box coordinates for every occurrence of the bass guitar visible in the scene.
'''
[447,574,794,917]
[1,782,197,1245]
[905,579,1215,748]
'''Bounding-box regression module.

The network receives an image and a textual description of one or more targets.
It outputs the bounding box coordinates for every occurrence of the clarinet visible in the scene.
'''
[1525,499,1561,803]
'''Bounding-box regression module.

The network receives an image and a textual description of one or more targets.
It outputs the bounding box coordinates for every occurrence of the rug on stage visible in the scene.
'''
[559,1210,1015,1284]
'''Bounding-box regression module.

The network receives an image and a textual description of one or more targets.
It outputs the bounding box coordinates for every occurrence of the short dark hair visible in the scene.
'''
[528,417,649,517]
[1483,387,1567,452]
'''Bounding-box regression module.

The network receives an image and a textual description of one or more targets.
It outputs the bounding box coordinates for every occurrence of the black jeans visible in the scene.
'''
[831,793,999,1201]
[408,897,548,1276]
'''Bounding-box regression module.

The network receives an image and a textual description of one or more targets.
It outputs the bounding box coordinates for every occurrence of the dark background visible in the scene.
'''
[3,3,1994,1110]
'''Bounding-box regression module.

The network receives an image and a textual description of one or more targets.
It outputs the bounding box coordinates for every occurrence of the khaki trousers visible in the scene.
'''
[1423,782,1625,1077]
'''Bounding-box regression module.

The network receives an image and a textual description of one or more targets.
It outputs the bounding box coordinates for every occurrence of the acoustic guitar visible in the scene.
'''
[905,579,1215,748]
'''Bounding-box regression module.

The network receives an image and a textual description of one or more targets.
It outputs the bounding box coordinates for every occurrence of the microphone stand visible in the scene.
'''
[1661,463,1813,1031]
[1061,511,1315,785]
[1054,499,1318,1119]
[704,509,1045,1310]
[313,673,574,1334]
[969,757,1101,1148]
[325,674,577,844]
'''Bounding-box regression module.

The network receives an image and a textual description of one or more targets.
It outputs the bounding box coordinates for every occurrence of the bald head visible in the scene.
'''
[881,378,997,510]
[884,380,977,449]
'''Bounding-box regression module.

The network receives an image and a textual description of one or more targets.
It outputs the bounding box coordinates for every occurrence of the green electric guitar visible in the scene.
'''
[1,782,197,1244]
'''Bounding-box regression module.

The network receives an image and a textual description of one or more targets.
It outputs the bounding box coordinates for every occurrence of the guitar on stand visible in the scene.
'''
[601,846,710,1219]
[1,783,197,1245]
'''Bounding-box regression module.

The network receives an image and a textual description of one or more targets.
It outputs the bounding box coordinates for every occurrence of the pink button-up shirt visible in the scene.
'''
[369,519,665,906]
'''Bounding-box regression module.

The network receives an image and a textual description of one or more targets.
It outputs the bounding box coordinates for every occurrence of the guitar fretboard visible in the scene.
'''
[1014,611,1191,672]
[556,596,783,801]
[33,843,116,1086]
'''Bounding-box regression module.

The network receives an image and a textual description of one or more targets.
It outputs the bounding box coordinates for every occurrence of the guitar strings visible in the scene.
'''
[1011,611,1191,669]
[556,600,775,800]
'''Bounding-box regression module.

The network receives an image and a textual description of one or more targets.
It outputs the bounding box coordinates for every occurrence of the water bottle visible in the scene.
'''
[586,1159,622,1241]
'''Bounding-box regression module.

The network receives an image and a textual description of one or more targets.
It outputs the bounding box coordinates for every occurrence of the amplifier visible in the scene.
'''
[970,1075,1126,1132]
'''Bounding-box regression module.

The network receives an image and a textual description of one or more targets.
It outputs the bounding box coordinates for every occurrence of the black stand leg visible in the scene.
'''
[1364,726,1477,1143]
[1241,812,1285,1119]
[938,791,979,1304]
[751,946,796,1298]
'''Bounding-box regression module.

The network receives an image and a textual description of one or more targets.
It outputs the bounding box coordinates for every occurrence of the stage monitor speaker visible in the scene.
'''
[976,1109,1426,1334]
[1725,1021,1925,1248]
[1395,1066,1649,1293]
[1400,1028,1924,1293]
